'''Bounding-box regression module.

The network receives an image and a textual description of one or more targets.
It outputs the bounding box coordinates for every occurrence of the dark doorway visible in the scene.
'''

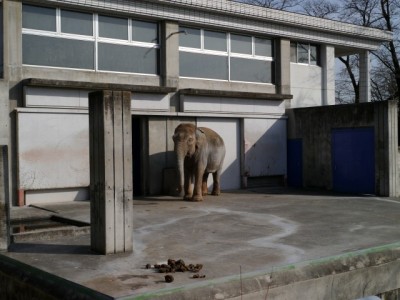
[332,127,375,194]
[132,117,143,196]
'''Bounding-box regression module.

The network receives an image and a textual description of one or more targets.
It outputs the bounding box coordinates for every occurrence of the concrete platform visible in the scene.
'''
[2,188,400,299]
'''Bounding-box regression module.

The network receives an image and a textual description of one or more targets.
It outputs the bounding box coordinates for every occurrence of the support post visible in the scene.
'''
[276,38,291,95]
[359,50,371,103]
[0,146,10,251]
[89,90,133,254]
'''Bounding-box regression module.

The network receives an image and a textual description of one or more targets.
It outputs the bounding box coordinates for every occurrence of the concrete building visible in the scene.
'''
[0,0,394,206]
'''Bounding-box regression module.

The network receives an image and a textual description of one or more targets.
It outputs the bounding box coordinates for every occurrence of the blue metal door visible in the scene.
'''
[287,139,303,187]
[332,127,375,194]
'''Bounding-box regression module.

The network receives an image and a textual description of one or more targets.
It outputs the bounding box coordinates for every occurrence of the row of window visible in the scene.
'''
[23,4,158,43]
[179,27,274,83]
[22,4,320,83]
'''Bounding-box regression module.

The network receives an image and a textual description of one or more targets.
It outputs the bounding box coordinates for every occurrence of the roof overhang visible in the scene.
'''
[32,0,392,52]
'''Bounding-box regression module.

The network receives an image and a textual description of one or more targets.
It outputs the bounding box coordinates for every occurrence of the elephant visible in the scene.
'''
[172,123,226,201]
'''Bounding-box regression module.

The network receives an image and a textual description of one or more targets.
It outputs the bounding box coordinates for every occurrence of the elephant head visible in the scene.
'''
[172,123,198,194]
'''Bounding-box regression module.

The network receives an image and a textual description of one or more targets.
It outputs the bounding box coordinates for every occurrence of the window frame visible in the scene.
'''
[179,26,274,84]
[22,4,160,75]
[290,42,320,66]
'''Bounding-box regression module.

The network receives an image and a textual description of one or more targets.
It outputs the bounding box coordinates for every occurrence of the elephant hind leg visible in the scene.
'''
[202,173,209,196]
[211,171,221,196]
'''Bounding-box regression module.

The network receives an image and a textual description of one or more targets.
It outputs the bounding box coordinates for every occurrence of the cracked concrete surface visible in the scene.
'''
[4,188,400,299]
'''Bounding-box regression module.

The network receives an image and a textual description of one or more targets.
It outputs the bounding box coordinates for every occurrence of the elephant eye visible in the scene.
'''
[188,138,194,143]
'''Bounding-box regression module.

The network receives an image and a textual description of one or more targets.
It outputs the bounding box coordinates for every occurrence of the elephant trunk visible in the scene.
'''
[175,147,185,195]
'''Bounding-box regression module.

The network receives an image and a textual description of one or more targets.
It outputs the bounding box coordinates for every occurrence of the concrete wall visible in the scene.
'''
[287,101,399,196]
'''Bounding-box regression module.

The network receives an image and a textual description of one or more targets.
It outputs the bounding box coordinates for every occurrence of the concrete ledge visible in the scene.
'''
[23,78,177,94]
[180,88,293,100]
[11,226,90,243]
[132,242,400,300]
[0,254,112,300]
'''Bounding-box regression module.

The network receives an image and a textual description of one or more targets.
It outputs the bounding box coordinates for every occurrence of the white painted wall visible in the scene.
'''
[17,110,89,190]
[197,118,241,191]
[24,87,170,111]
[182,95,285,115]
[244,118,287,177]
[17,110,90,204]
[290,63,323,108]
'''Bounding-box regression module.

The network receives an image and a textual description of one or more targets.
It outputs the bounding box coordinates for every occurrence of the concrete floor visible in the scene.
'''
[3,187,400,299]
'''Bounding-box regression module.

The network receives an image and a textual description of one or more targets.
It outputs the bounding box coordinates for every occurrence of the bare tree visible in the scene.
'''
[337,0,400,103]
[233,0,302,11]
[301,0,340,19]
[337,55,360,103]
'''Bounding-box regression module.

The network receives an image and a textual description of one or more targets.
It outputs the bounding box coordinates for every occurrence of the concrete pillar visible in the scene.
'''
[321,45,335,106]
[0,146,9,251]
[359,50,371,103]
[89,91,133,254]
[275,38,291,95]
[375,100,399,197]
[161,21,179,88]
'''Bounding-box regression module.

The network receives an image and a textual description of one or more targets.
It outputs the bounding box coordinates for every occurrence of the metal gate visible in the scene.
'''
[332,127,375,194]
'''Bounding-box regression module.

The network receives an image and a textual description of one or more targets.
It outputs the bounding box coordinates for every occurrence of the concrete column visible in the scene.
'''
[375,100,399,197]
[161,21,179,88]
[89,91,133,254]
[321,45,335,106]
[359,50,371,103]
[0,146,9,251]
[275,38,291,95]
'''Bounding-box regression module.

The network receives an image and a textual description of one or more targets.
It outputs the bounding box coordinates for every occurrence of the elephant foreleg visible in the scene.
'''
[211,170,222,196]
[184,166,193,201]
[192,165,206,202]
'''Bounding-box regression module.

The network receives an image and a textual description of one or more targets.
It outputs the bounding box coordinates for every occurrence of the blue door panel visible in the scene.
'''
[287,139,303,187]
[332,128,375,194]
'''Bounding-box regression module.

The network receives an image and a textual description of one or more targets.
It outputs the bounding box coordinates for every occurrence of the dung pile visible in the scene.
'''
[146,259,205,282]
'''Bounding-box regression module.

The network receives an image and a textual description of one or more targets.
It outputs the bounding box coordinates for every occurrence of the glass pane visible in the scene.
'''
[98,15,128,40]
[179,27,201,48]
[180,52,228,80]
[23,34,94,69]
[255,38,272,57]
[204,30,227,51]
[98,43,158,74]
[298,43,309,64]
[61,10,93,36]
[132,20,158,43]
[290,42,297,63]
[230,57,272,83]
[22,4,56,31]
[310,45,318,65]
[230,34,252,54]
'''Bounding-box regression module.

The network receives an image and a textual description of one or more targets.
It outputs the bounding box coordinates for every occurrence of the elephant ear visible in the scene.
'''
[195,128,205,138]
[195,128,205,148]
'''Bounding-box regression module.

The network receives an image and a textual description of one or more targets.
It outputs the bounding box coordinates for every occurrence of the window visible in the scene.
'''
[231,34,252,55]
[132,20,158,43]
[180,27,201,48]
[22,4,159,75]
[179,26,274,84]
[61,10,93,36]
[290,42,320,66]
[98,15,128,40]
[22,4,56,31]
[204,30,227,52]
